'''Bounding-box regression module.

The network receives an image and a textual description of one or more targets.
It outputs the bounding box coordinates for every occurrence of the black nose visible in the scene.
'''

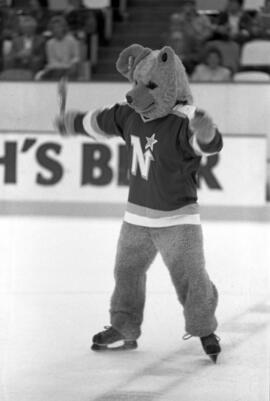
[126,94,133,104]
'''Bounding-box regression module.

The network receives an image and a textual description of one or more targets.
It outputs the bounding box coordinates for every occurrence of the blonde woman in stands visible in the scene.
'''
[37,15,80,80]
[191,47,232,82]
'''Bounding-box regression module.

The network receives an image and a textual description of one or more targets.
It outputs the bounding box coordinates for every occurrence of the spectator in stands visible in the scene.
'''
[66,0,95,34]
[29,0,50,35]
[11,0,45,12]
[162,10,206,75]
[253,0,270,39]
[165,29,201,75]
[83,0,112,45]
[162,1,215,73]
[191,46,232,81]
[65,0,97,40]
[178,0,214,44]
[10,0,50,34]
[0,2,19,66]
[37,15,80,80]
[0,0,9,71]
[203,39,240,74]
[65,0,97,61]
[111,0,128,21]
[0,0,10,6]
[262,0,270,12]
[211,0,255,44]
[4,14,45,76]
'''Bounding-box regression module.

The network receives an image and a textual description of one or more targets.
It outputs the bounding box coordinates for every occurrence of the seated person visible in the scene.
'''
[10,0,43,12]
[4,14,46,76]
[83,0,112,44]
[162,9,204,75]
[0,4,19,60]
[178,0,214,44]
[0,1,11,71]
[191,47,232,82]
[65,0,97,37]
[37,15,80,80]
[211,0,256,44]
[203,38,240,73]
[165,30,201,76]
[253,0,270,38]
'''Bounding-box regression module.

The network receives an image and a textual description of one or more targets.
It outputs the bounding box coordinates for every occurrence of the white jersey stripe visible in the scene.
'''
[82,109,111,140]
[189,134,219,157]
[124,211,201,228]
[126,202,199,218]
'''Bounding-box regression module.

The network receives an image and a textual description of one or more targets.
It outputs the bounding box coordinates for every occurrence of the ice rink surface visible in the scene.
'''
[0,215,269,401]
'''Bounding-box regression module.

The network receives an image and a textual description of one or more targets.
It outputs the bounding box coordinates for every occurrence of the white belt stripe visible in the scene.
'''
[124,211,201,227]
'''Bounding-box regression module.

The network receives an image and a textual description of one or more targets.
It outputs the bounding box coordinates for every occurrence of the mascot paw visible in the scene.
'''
[190,109,215,144]
[54,111,79,137]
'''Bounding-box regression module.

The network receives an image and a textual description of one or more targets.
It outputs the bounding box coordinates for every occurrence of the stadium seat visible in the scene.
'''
[48,0,68,10]
[233,71,270,81]
[0,69,33,81]
[83,0,110,8]
[243,0,264,10]
[196,0,226,11]
[240,40,270,68]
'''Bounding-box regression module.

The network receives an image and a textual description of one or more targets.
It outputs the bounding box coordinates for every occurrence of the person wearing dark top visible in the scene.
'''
[212,0,255,44]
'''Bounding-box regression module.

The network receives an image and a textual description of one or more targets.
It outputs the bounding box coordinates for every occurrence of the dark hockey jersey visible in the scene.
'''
[75,103,223,227]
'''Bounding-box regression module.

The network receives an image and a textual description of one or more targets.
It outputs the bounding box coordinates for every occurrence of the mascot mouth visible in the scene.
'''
[139,102,155,114]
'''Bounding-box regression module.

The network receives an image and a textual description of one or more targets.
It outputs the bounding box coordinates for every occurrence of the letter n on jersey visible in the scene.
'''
[131,135,154,180]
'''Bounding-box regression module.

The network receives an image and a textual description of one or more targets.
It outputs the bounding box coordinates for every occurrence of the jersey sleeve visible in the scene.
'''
[75,103,132,141]
[190,128,223,156]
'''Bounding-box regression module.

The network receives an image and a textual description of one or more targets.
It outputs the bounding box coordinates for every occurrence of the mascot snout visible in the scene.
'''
[126,83,155,113]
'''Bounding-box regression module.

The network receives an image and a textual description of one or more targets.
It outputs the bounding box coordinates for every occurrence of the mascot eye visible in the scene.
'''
[161,52,168,62]
[146,81,158,90]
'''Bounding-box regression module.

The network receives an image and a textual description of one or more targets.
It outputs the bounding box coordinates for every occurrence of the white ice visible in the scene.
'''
[0,216,269,401]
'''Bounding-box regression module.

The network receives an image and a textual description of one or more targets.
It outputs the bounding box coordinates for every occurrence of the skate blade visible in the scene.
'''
[91,340,137,352]
[208,353,219,363]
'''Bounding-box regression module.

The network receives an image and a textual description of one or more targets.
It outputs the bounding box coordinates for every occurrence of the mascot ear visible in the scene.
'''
[116,44,151,81]
[157,46,175,64]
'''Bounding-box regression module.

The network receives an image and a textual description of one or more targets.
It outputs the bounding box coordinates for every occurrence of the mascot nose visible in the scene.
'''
[126,94,133,104]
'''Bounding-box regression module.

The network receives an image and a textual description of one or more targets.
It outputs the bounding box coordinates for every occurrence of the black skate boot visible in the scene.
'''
[200,333,221,363]
[91,326,138,351]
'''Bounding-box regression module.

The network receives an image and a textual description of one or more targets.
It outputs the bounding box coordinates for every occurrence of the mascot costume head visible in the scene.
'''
[116,44,193,121]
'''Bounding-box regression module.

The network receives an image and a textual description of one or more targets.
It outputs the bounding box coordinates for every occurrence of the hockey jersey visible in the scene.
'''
[74,103,223,227]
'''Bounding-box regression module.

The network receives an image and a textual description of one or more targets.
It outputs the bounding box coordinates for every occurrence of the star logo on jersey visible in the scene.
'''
[145,133,158,152]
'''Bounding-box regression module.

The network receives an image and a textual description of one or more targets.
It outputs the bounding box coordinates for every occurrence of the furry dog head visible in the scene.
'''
[116,44,193,120]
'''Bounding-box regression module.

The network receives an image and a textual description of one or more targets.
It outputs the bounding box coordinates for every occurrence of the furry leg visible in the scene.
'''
[152,224,218,337]
[110,222,157,340]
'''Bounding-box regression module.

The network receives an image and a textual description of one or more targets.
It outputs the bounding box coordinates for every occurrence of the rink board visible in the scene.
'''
[0,131,266,208]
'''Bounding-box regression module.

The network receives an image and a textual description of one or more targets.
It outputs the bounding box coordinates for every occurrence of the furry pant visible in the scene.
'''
[110,221,218,339]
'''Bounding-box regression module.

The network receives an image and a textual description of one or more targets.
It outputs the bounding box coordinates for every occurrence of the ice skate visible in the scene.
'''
[200,333,221,363]
[91,326,138,351]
